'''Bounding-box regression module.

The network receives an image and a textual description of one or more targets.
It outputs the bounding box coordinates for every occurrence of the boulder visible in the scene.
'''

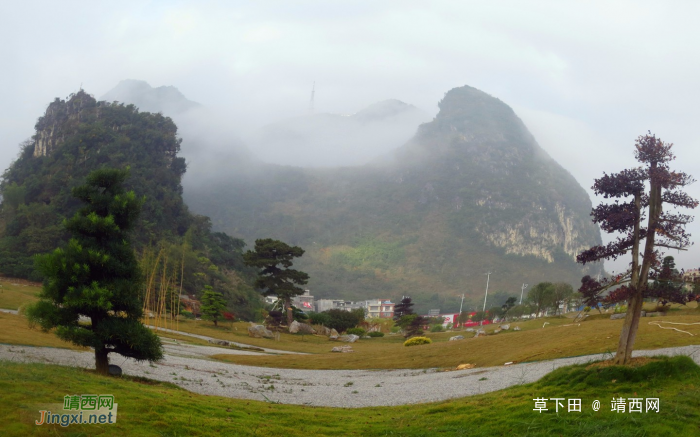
[297,323,317,335]
[289,320,301,334]
[315,326,331,336]
[329,328,339,340]
[208,339,231,346]
[340,334,359,343]
[108,365,122,376]
[513,326,521,331]
[465,328,475,332]
[610,313,626,320]
[331,346,354,353]
[449,335,465,341]
[500,324,510,330]
[456,363,475,370]
[248,325,274,339]
[494,329,502,334]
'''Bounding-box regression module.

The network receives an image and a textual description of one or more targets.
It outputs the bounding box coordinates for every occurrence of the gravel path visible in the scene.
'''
[2,342,699,408]
[148,326,306,355]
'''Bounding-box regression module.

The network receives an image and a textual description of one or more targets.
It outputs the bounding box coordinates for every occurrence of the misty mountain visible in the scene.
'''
[101,80,253,188]
[101,79,201,115]
[248,99,431,167]
[183,85,603,313]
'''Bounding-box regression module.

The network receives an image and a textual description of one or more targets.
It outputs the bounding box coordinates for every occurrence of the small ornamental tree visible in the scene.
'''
[26,168,163,374]
[393,296,415,320]
[243,239,309,327]
[200,285,227,327]
[577,133,698,365]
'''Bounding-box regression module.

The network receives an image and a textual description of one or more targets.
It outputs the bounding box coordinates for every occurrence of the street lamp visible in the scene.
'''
[519,283,529,305]
[457,293,465,328]
[480,272,492,326]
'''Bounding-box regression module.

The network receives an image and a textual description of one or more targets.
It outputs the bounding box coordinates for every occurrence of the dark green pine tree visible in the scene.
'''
[200,285,226,327]
[243,239,309,327]
[393,296,415,321]
[26,168,163,375]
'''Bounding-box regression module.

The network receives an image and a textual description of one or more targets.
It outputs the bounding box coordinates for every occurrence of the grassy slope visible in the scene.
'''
[0,280,39,310]
[2,357,699,436]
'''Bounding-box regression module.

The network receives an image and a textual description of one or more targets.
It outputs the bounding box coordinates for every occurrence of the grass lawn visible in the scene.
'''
[0,280,40,310]
[212,314,700,370]
[1,356,698,436]
[0,313,87,351]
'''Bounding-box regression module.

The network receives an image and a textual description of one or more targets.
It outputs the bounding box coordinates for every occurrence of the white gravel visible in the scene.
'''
[2,341,699,408]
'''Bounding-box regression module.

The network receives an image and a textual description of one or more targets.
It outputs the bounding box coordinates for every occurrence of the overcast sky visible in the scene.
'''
[2,0,700,272]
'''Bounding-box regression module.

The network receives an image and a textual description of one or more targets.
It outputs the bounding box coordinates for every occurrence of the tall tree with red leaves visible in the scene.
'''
[577,132,698,364]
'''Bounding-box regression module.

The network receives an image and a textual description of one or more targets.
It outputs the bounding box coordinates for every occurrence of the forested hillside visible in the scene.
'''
[0,90,262,320]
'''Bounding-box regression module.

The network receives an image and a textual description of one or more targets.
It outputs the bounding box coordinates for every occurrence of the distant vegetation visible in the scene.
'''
[0,91,262,320]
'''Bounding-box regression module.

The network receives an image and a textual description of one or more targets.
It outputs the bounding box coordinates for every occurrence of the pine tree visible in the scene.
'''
[200,285,227,327]
[393,296,415,321]
[26,168,163,374]
[243,239,309,327]
[577,133,698,364]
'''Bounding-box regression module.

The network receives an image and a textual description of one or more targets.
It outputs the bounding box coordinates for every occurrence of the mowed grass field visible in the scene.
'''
[2,356,699,436]
[0,279,40,310]
[2,282,700,371]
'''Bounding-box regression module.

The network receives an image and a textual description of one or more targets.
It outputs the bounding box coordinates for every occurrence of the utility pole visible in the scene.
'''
[308,82,315,115]
[458,293,465,327]
[480,272,492,326]
[519,283,529,305]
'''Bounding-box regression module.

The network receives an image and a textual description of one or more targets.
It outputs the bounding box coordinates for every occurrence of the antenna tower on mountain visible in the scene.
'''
[309,82,315,115]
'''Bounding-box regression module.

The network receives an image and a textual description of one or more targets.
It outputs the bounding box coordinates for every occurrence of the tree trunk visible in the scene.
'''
[613,291,644,365]
[285,297,293,327]
[95,348,109,375]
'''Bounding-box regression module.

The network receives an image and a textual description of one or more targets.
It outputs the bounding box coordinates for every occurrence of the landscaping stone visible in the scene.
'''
[456,363,475,370]
[208,339,231,346]
[315,326,331,336]
[340,334,359,343]
[248,325,274,338]
[513,326,521,331]
[289,320,301,334]
[610,313,626,320]
[465,328,475,332]
[494,329,502,334]
[500,324,510,330]
[297,323,316,335]
[646,311,664,317]
[331,346,354,353]
[449,335,464,341]
[108,364,122,376]
[329,328,339,340]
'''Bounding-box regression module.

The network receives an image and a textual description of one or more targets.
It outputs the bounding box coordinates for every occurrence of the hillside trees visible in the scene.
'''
[551,282,574,315]
[26,168,162,374]
[528,282,555,317]
[577,133,698,365]
[243,239,309,327]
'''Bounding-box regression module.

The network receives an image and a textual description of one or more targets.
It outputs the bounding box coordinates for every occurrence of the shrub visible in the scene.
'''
[307,312,331,326]
[347,327,366,336]
[404,336,432,347]
[324,309,363,332]
[368,331,384,338]
[430,324,444,332]
[180,310,194,320]
[390,326,401,333]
